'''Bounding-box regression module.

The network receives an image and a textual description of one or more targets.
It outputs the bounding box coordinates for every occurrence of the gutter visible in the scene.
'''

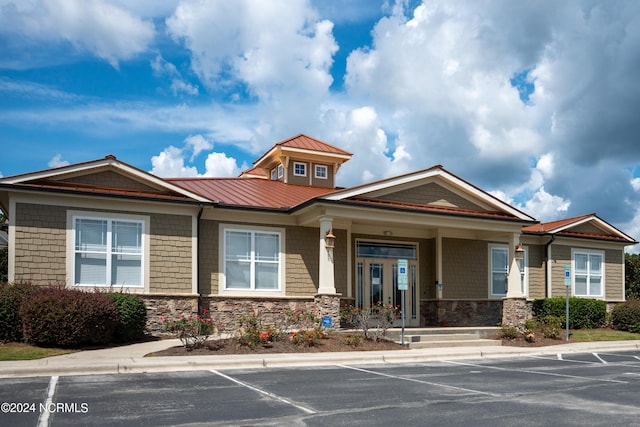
[197,204,204,296]
[545,235,556,298]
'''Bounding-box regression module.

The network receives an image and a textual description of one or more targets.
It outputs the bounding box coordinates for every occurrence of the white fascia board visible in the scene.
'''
[551,215,636,243]
[325,168,535,222]
[0,157,212,203]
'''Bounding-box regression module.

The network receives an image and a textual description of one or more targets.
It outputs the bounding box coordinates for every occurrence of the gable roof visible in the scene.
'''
[322,165,536,222]
[522,213,637,244]
[0,155,210,204]
[254,134,352,165]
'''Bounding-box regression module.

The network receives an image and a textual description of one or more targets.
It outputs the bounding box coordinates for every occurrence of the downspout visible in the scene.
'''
[197,204,204,296]
[544,235,556,298]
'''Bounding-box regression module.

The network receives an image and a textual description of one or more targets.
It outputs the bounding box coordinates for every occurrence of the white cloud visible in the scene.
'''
[184,134,212,161]
[632,177,640,192]
[0,0,155,67]
[150,146,199,177]
[203,152,241,177]
[519,187,570,222]
[150,136,241,178]
[48,154,70,168]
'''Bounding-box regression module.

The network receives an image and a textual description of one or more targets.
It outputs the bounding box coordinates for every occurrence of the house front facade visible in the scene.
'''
[0,135,635,332]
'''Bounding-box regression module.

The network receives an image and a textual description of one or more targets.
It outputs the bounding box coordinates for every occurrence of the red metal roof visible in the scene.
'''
[253,134,352,166]
[168,177,338,209]
[522,214,593,233]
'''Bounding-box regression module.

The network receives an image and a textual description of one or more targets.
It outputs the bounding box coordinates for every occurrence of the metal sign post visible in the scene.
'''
[564,265,571,341]
[398,259,408,347]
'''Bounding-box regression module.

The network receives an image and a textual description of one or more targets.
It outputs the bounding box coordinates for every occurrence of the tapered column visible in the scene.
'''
[318,216,336,294]
[506,233,524,298]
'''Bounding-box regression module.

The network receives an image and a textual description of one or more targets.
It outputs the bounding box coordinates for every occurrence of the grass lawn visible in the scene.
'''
[570,329,640,342]
[0,343,73,361]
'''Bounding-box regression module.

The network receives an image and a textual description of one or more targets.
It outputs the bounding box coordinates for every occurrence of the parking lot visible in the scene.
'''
[1,350,639,426]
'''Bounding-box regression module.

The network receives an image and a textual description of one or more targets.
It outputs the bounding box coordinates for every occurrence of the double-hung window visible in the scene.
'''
[224,229,281,291]
[490,246,508,297]
[74,216,144,287]
[573,250,603,297]
[315,165,328,179]
[293,162,307,176]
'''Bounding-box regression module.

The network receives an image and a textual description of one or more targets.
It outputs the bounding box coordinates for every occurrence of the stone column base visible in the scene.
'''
[314,293,341,328]
[501,297,531,326]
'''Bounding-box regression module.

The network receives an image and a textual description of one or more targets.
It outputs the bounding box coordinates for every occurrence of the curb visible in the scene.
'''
[1,341,639,379]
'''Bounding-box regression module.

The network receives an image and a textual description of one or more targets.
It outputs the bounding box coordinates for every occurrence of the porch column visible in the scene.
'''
[318,216,336,294]
[436,231,443,299]
[506,233,524,298]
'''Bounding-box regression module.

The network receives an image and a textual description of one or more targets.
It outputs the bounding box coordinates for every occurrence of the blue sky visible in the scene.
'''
[1,0,640,249]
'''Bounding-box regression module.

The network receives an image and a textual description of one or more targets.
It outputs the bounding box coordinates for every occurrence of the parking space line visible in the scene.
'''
[529,354,598,365]
[209,370,316,414]
[444,360,627,384]
[593,353,608,364]
[37,375,58,427]
[337,364,498,397]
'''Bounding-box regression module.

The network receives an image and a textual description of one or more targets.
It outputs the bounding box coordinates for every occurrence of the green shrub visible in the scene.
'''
[499,324,519,339]
[532,297,606,329]
[0,248,7,285]
[611,300,640,332]
[541,315,563,339]
[20,287,119,347]
[106,293,148,343]
[0,282,39,343]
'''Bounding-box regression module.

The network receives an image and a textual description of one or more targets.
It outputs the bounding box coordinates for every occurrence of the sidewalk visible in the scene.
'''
[1,338,640,378]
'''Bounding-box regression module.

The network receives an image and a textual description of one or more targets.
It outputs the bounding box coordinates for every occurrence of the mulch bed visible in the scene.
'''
[147,334,404,357]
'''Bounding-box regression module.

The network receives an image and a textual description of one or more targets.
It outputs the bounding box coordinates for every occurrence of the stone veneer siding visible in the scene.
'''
[141,295,198,334]
[501,298,532,326]
[422,299,503,327]
[14,203,67,284]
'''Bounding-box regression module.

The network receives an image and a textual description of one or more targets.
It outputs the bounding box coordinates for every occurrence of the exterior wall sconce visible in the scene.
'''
[325,230,336,248]
[515,243,525,265]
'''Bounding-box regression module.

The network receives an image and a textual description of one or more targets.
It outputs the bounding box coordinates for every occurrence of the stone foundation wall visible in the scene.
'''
[422,300,503,327]
[501,298,532,326]
[140,295,199,334]
[200,294,342,330]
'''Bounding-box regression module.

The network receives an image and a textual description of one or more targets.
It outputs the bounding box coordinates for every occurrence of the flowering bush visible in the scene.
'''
[237,314,281,348]
[290,328,326,347]
[340,302,400,341]
[163,309,216,351]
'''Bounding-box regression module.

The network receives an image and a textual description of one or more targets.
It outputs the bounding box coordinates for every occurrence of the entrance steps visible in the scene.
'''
[384,327,502,349]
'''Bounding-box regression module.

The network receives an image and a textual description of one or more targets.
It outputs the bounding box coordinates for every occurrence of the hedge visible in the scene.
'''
[20,286,119,347]
[0,282,39,343]
[611,299,640,333]
[532,297,606,329]
[106,293,148,343]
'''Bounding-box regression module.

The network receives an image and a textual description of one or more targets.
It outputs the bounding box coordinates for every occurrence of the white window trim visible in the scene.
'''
[315,164,328,179]
[489,244,509,298]
[572,249,605,298]
[270,168,277,180]
[520,246,529,297]
[67,211,149,291]
[219,224,286,296]
[277,164,284,179]
[293,162,307,177]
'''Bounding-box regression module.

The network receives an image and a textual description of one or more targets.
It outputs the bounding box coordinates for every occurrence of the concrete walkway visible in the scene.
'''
[2,338,640,378]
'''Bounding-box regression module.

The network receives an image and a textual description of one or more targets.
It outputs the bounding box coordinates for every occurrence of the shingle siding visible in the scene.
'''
[442,238,487,299]
[14,203,67,284]
[149,213,193,293]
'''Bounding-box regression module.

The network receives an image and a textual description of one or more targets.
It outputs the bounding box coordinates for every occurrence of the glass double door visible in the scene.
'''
[357,258,419,327]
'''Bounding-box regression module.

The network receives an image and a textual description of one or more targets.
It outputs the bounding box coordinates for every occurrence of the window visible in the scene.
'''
[293,162,307,176]
[73,216,144,287]
[519,247,528,296]
[224,229,281,291]
[573,250,603,297]
[277,164,284,178]
[315,164,328,179]
[490,246,508,296]
[270,168,277,180]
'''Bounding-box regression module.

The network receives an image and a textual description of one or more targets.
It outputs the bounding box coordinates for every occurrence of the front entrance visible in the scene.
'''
[355,241,420,327]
